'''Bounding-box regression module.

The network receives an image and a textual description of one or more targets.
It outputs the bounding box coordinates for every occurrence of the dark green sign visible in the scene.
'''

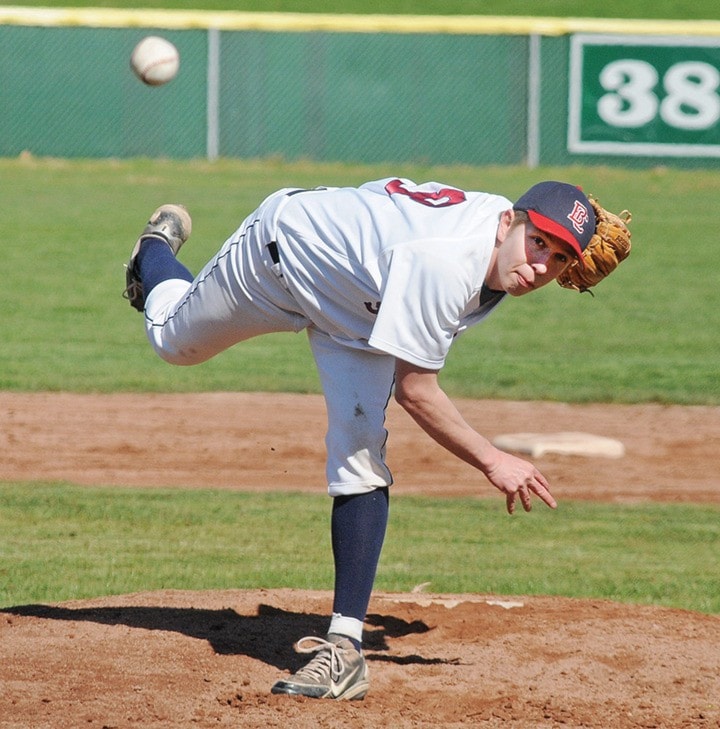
[568,34,720,157]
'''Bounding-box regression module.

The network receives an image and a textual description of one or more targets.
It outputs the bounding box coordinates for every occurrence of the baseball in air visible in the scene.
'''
[130,36,180,86]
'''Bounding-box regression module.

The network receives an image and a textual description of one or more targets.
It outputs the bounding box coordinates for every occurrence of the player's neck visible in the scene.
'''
[484,250,502,292]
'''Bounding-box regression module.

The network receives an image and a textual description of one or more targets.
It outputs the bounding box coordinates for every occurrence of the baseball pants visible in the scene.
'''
[142,193,395,496]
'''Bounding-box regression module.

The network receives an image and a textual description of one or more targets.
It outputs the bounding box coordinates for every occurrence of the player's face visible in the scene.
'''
[494,211,577,296]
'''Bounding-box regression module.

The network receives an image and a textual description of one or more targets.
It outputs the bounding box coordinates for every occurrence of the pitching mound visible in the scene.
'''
[2,588,719,728]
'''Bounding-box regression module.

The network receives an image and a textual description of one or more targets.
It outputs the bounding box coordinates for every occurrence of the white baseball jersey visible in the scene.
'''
[274,178,510,369]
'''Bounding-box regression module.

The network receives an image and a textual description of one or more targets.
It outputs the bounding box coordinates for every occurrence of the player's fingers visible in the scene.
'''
[519,486,532,512]
[536,472,552,491]
[530,478,557,509]
[506,492,515,515]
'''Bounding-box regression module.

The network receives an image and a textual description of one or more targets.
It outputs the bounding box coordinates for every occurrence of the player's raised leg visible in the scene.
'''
[123,200,309,367]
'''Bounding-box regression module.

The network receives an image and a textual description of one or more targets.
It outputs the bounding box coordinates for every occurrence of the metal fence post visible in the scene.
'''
[207,27,221,161]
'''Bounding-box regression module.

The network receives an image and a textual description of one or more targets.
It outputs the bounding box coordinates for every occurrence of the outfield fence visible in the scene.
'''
[1,7,720,167]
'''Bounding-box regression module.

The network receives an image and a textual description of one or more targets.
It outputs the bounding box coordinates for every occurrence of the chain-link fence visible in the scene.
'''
[0,23,533,165]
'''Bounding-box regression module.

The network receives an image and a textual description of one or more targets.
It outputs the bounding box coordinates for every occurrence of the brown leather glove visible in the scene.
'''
[557,197,632,293]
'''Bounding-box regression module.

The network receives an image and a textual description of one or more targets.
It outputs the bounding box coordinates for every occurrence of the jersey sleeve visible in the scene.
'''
[367,241,476,369]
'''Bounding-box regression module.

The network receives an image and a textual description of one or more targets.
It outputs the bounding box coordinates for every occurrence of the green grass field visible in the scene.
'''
[0,157,718,615]
[2,484,719,614]
[1,158,717,404]
[0,0,718,615]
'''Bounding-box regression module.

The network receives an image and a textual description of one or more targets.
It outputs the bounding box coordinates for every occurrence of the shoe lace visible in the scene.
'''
[293,637,347,682]
[122,265,144,306]
[122,277,142,301]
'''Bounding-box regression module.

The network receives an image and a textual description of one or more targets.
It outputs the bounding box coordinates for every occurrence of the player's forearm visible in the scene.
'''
[394,376,501,476]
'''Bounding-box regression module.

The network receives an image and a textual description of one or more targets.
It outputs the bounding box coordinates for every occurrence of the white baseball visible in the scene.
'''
[130,36,180,86]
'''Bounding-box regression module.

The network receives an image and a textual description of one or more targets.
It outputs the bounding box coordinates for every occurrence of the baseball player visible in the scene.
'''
[124,177,630,700]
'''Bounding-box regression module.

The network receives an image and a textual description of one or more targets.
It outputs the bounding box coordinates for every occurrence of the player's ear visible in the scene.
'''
[496,209,514,242]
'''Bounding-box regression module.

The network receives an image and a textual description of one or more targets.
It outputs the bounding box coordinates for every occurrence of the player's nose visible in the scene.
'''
[529,248,553,275]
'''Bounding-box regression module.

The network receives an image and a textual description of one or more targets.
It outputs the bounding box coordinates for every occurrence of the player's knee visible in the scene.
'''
[151,342,212,367]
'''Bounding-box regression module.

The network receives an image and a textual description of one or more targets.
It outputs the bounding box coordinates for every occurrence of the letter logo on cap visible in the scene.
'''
[567,201,590,234]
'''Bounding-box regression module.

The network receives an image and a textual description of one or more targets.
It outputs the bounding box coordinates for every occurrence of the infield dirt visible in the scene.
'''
[1,392,719,728]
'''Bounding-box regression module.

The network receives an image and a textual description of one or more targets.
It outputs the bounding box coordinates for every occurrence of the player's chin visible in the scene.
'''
[506,278,535,297]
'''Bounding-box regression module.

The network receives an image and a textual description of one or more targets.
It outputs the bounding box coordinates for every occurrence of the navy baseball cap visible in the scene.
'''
[514,181,596,263]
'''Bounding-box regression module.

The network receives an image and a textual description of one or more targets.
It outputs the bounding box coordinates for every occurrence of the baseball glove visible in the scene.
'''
[557,197,632,293]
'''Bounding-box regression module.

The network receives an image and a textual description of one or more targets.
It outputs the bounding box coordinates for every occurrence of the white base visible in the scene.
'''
[493,431,625,458]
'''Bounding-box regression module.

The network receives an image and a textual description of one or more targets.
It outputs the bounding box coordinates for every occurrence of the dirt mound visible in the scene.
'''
[2,589,719,729]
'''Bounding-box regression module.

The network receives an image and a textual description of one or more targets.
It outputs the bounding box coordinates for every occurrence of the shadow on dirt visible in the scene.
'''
[2,602,448,671]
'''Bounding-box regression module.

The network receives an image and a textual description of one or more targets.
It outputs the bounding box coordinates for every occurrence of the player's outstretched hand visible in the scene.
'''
[483,448,557,515]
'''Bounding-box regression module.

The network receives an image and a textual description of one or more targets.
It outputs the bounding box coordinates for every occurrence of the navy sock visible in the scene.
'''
[136,237,193,297]
[331,487,389,644]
